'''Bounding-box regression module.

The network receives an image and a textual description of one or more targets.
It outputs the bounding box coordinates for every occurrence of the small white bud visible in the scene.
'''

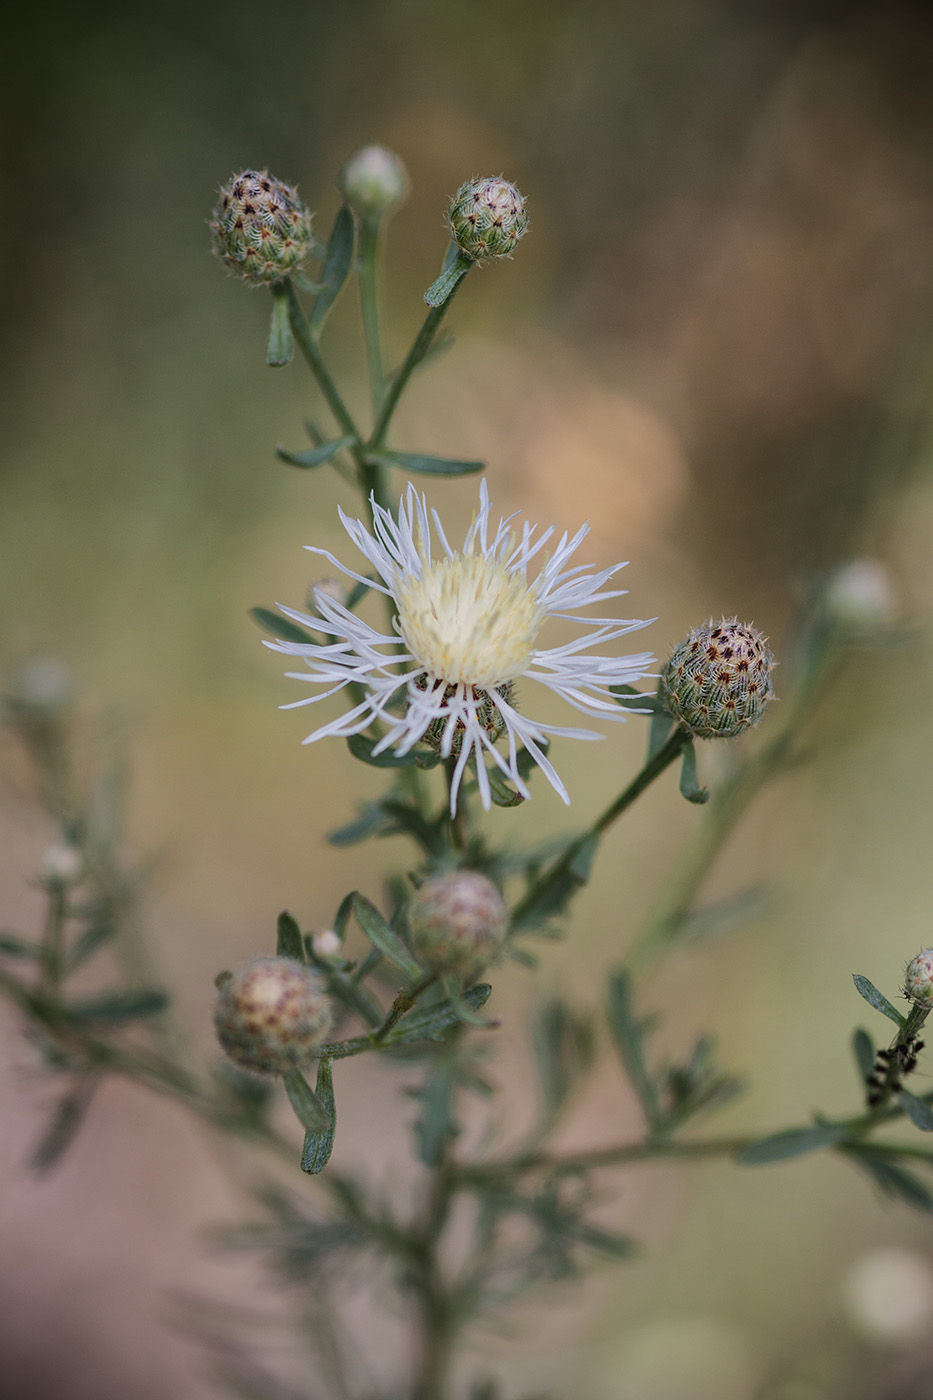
[311,928,342,960]
[39,841,84,886]
[823,559,896,628]
[338,145,409,219]
[842,1247,933,1342]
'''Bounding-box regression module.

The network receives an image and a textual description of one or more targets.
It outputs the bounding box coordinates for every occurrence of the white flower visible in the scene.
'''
[267,481,654,812]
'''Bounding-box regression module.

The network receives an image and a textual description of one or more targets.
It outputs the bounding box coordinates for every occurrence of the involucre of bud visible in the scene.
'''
[447,177,528,263]
[211,170,313,286]
[904,949,933,1009]
[214,956,332,1075]
[661,618,775,739]
[408,871,508,981]
[339,145,409,219]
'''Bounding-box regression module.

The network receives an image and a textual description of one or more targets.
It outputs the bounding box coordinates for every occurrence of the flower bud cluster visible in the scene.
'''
[214,956,332,1075]
[904,949,933,1009]
[339,145,409,219]
[211,170,313,286]
[448,177,528,263]
[408,871,508,981]
[661,618,775,739]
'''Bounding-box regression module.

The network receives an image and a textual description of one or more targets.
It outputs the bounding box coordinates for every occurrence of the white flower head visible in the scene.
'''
[268,481,654,813]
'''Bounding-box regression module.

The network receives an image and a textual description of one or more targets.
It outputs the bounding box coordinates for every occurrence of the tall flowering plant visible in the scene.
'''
[1,148,930,1400]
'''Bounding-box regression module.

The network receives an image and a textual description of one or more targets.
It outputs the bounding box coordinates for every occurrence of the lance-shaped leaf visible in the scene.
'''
[899,1090,933,1132]
[346,733,424,768]
[30,1077,99,1173]
[352,894,422,981]
[678,738,709,804]
[283,1069,328,1133]
[276,910,305,962]
[533,997,594,1124]
[853,974,906,1029]
[734,1123,850,1165]
[266,284,293,367]
[606,970,661,1132]
[487,766,524,808]
[851,1027,876,1083]
[846,1147,933,1212]
[0,933,39,959]
[308,204,354,335]
[276,435,355,470]
[413,1054,459,1167]
[64,988,169,1023]
[382,983,491,1045]
[249,607,317,645]
[301,1057,337,1174]
[369,449,485,478]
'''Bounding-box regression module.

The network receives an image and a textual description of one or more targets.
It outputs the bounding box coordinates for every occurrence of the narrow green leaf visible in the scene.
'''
[276,910,305,962]
[606,970,661,1130]
[30,1078,99,1173]
[346,733,422,768]
[249,607,316,645]
[646,705,674,761]
[568,833,599,883]
[673,884,776,947]
[486,766,524,807]
[0,933,39,959]
[734,1124,849,1165]
[283,1069,328,1132]
[352,894,423,981]
[848,1149,933,1211]
[266,284,293,367]
[65,909,119,971]
[64,989,169,1023]
[899,1090,933,1132]
[678,739,709,804]
[414,1056,459,1166]
[301,1058,336,1174]
[276,436,355,470]
[328,802,392,847]
[383,983,492,1045]
[853,974,906,1029]
[424,250,471,307]
[370,450,485,478]
[308,204,354,335]
[852,1027,876,1082]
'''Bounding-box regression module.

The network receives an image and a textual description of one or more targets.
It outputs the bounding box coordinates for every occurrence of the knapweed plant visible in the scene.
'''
[2,149,932,1400]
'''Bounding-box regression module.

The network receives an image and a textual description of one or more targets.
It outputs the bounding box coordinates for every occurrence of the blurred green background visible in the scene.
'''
[4,0,933,1396]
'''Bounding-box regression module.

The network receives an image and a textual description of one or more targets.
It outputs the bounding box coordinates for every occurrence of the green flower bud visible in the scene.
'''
[661,618,775,739]
[904,949,933,1009]
[338,144,409,219]
[408,871,508,981]
[447,177,528,263]
[211,170,313,286]
[214,956,332,1075]
[823,559,896,629]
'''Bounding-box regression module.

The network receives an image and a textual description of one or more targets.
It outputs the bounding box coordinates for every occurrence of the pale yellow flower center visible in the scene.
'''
[396,552,544,688]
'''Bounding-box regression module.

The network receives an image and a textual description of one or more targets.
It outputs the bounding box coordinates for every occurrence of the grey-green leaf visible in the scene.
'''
[899,1090,933,1132]
[276,910,305,962]
[352,894,423,981]
[383,983,492,1045]
[678,739,709,804]
[734,1124,849,1165]
[308,204,354,335]
[606,969,660,1131]
[276,436,355,470]
[249,607,317,645]
[283,1069,328,1132]
[853,974,906,1029]
[849,1150,933,1211]
[371,450,485,478]
[64,989,169,1023]
[30,1077,99,1173]
[266,285,293,367]
[852,1027,876,1082]
[346,733,422,768]
[301,1058,336,1173]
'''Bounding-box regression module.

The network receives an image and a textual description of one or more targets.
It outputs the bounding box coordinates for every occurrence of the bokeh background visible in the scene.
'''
[4,0,933,1396]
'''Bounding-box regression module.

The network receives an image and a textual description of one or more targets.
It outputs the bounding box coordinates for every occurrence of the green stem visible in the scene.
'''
[510,727,688,929]
[358,216,385,420]
[284,281,362,444]
[369,265,470,453]
[39,882,67,993]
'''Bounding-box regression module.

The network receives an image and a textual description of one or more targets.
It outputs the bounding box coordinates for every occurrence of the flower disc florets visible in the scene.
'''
[408,871,508,981]
[211,170,313,286]
[904,949,933,1009]
[214,956,333,1075]
[339,145,409,219]
[661,618,775,739]
[266,481,654,813]
[448,177,528,263]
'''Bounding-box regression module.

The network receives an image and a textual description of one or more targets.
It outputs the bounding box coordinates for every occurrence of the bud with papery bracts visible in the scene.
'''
[211,170,313,286]
[408,871,508,981]
[448,177,528,263]
[339,145,409,220]
[904,950,933,1009]
[214,956,333,1075]
[661,618,775,739]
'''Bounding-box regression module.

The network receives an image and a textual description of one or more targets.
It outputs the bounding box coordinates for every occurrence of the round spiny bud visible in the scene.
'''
[408,871,508,981]
[661,618,775,739]
[214,956,333,1075]
[211,170,313,286]
[904,949,933,1009]
[339,145,409,219]
[448,177,528,264]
